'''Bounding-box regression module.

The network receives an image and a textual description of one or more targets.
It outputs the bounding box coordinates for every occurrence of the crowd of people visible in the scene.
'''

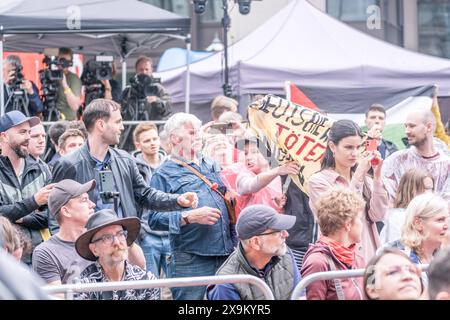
[1,49,450,300]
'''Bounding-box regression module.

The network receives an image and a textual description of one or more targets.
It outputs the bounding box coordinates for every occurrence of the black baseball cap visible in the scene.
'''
[0,111,40,133]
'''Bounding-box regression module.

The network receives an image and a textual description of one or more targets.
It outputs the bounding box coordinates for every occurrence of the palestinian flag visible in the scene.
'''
[285,83,440,149]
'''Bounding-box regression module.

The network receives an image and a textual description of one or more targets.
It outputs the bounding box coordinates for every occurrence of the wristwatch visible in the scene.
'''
[181,211,190,225]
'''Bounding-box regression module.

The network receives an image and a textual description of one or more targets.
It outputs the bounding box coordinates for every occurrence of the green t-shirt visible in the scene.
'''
[56,71,82,120]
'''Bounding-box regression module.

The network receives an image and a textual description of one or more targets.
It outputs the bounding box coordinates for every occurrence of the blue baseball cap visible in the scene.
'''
[0,111,40,133]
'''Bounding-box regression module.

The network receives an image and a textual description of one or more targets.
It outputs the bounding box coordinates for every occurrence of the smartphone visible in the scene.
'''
[99,170,115,192]
[209,122,233,133]
[365,139,380,166]
[365,139,378,152]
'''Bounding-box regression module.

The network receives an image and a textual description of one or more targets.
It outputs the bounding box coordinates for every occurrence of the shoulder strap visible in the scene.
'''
[171,158,224,199]
[362,176,374,223]
[171,157,213,186]
[325,255,346,301]
[171,157,237,225]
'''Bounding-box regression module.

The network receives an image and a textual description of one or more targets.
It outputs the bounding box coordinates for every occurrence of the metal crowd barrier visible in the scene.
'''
[41,120,167,126]
[291,264,429,300]
[42,274,275,300]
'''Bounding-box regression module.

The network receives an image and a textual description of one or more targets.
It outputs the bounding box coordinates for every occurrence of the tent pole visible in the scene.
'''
[185,34,191,114]
[121,59,127,91]
[0,33,4,116]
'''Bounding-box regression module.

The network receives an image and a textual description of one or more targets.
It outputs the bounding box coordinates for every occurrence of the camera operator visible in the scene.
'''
[2,55,44,116]
[56,48,82,121]
[81,58,121,105]
[121,56,172,120]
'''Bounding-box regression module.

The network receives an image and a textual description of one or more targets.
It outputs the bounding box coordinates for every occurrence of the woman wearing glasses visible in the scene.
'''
[308,119,389,263]
[301,188,366,300]
[364,248,423,300]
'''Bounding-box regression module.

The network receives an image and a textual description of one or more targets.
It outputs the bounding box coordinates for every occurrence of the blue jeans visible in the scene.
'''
[141,233,172,277]
[169,252,228,300]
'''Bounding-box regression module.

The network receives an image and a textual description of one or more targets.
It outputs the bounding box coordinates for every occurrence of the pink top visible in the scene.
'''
[236,168,283,213]
[308,169,389,263]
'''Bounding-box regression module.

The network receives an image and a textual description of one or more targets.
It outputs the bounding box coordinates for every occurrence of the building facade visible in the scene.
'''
[143,0,450,60]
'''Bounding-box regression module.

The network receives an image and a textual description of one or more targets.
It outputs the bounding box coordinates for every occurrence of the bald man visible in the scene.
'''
[382,109,450,202]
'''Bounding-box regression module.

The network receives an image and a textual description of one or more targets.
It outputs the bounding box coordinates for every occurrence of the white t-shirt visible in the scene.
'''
[380,208,406,244]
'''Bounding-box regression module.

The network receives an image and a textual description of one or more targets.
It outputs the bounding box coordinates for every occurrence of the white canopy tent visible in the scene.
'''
[157,0,450,112]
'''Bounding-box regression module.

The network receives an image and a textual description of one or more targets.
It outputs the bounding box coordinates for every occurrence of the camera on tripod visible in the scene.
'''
[10,62,25,91]
[39,55,72,121]
[81,56,113,84]
[81,56,114,105]
[129,74,161,100]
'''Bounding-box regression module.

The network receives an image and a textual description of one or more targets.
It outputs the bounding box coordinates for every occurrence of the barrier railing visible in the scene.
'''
[291,264,429,300]
[42,274,275,300]
[41,120,167,126]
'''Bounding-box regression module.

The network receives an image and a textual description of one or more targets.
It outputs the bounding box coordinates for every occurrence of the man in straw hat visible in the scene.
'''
[75,209,159,300]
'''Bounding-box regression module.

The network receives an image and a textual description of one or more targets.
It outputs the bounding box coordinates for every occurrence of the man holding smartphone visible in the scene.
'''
[52,99,198,223]
[365,104,398,159]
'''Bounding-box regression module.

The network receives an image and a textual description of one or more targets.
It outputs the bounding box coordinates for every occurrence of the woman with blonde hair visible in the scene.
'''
[380,169,434,243]
[384,193,449,286]
[301,188,366,300]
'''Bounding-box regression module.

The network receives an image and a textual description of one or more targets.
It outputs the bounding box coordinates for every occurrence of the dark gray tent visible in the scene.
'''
[0,0,191,115]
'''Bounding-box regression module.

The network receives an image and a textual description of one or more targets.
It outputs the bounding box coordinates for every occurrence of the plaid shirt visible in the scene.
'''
[75,260,160,300]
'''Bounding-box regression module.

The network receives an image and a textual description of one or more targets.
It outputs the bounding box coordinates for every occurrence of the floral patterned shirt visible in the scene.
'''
[75,260,160,300]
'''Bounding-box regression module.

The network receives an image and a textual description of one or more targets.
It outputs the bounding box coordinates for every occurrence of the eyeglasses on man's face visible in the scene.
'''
[91,229,128,245]
[258,230,287,237]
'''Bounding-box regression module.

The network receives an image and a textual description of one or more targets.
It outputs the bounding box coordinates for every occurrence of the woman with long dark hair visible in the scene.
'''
[308,119,389,262]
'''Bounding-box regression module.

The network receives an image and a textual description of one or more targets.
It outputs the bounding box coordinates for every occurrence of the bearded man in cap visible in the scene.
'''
[0,110,56,265]
[207,204,300,300]
[75,209,159,300]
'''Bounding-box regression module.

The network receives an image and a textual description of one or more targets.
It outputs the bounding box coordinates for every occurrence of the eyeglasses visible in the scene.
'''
[91,230,128,245]
[384,264,421,278]
[258,230,284,237]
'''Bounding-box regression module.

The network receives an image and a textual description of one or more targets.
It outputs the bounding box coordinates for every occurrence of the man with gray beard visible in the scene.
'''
[207,204,300,300]
[0,111,55,265]
[382,109,450,202]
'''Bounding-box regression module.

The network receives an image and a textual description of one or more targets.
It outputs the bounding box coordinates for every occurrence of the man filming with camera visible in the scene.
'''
[3,55,44,117]
[56,47,82,121]
[121,56,172,121]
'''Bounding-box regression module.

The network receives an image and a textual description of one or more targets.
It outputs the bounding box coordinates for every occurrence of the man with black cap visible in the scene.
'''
[32,179,145,287]
[0,110,55,265]
[75,209,159,300]
[207,204,300,300]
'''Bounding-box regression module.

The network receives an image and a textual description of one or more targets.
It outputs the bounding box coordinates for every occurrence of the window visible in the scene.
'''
[326,0,403,46]
[200,1,223,22]
[418,0,450,58]
[141,0,190,16]
[327,0,379,21]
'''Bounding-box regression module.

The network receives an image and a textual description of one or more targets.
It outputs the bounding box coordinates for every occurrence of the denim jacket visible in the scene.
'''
[148,156,237,256]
